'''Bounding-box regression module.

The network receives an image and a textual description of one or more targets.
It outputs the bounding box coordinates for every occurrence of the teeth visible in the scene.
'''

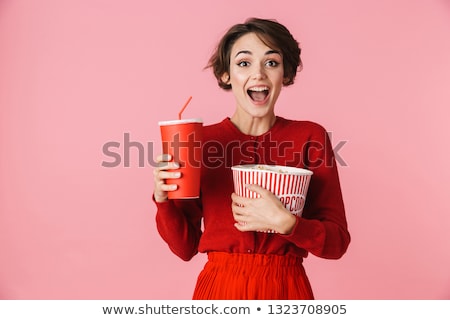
[248,86,269,92]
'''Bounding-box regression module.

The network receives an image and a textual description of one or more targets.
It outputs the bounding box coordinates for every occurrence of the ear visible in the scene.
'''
[221,72,231,85]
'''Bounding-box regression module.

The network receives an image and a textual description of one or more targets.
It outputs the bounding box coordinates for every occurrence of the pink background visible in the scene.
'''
[1,0,450,299]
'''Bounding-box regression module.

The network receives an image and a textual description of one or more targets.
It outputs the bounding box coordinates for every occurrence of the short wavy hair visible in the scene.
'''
[207,18,302,90]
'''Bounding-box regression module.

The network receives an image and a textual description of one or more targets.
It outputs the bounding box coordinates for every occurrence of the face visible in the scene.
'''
[222,32,286,120]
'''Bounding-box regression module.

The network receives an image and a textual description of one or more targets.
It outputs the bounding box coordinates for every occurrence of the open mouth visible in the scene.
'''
[247,86,269,102]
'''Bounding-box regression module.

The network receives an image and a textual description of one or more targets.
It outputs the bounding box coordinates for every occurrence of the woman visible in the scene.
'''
[153,18,350,299]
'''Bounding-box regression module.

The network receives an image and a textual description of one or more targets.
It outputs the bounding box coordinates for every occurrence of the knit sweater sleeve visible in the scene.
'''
[281,124,350,259]
[154,198,203,261]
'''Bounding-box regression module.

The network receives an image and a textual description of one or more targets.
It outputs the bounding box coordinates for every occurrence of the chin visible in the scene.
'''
[247,106,274,119]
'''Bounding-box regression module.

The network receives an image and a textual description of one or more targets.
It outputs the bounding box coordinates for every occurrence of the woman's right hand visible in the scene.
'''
[153,154,181,203]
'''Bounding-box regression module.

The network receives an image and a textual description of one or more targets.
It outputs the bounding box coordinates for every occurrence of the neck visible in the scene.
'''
[230,111,276,136]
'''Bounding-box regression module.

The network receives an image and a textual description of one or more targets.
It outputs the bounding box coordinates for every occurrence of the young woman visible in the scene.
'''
[153,18,350,299]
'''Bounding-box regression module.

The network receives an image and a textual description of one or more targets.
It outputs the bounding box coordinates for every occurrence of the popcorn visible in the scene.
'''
[231,164,313,233]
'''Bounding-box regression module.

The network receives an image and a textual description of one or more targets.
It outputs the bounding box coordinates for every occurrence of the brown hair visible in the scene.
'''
[207,17,302,90]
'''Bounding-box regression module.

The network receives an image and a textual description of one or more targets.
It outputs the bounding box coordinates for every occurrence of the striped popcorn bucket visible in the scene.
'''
[231,164,313,217]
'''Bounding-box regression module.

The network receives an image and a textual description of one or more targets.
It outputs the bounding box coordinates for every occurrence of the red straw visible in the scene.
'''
[178,96,192,120]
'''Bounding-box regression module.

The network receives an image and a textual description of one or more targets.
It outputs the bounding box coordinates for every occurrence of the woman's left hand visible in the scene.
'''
[231,184,297,234]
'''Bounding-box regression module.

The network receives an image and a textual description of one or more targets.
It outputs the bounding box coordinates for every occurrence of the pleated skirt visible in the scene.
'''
[192,252,314,300]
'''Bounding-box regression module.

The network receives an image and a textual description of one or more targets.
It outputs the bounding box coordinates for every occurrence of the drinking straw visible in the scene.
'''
[178,96,192,120]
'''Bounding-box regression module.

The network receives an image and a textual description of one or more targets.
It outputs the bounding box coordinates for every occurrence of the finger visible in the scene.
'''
[244,184,268,195]
[158,183,178,192]
[154,179,177,196]
[231,205,244,218]
[153,168,180,184]
[234,220,274,233]
[153,163,180,181]
[156,161,180,170]
[231,200,250,217]
[234,221,252,232]
[157,170,181,180]
[153,180,178,202]
[231,192,249,207]
[230,192,240,205]
[155,154,172,162]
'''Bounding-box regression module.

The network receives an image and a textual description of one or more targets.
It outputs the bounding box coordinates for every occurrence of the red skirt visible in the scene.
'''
[192,252,314,300]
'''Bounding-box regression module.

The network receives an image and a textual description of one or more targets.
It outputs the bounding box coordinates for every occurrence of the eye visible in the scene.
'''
[237,61,250,67]
[265,60,280,67]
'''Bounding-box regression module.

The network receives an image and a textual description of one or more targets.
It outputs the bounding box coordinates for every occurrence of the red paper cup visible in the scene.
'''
[231,164,313,216]
[159,118,203,199]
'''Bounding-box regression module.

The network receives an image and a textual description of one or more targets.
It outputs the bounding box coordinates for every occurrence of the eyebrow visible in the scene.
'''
[234,49,281,58]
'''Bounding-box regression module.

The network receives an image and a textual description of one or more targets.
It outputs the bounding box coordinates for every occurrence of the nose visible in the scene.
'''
[251,65,267,80]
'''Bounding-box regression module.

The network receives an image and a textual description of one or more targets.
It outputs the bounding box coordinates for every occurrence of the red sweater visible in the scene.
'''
[155,117,350,261]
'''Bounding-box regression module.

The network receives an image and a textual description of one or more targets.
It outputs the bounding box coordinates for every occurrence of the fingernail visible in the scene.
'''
[174,172,181,178]
[173,162,180,169]
[162,154,171,161]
